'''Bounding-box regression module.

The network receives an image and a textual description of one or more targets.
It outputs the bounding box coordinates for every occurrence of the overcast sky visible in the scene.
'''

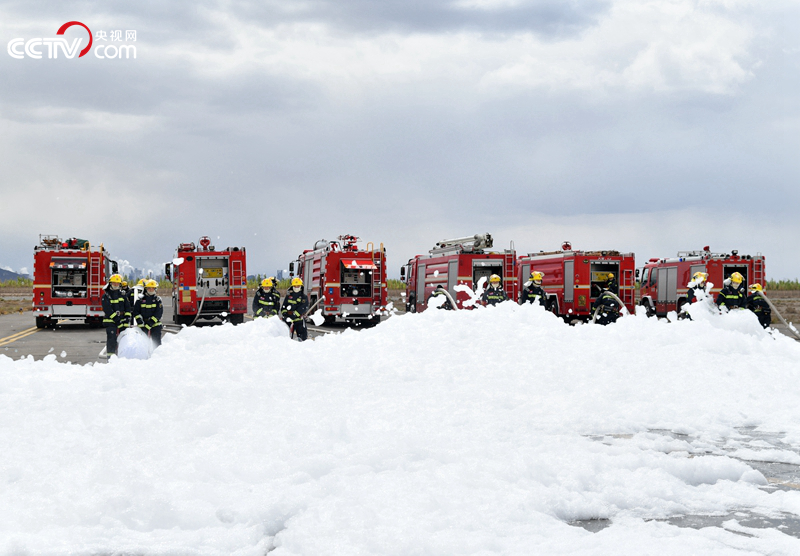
[1,0,798,279]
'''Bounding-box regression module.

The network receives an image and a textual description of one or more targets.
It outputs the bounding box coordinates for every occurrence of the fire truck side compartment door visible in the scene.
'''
[657,267,677,303]
[564,260,574,302]
[447,260,458,295]
[416,264,426,307]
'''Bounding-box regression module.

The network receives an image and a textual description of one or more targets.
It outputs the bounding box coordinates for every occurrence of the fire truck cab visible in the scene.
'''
[401,233,517,312]
[32,235,119,328]
[290,234,387,326]
[638,247,766,317]
[165,236,247,325]
[516,242,636,320]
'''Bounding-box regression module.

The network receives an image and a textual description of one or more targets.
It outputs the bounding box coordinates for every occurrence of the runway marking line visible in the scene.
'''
[0,327,40,347]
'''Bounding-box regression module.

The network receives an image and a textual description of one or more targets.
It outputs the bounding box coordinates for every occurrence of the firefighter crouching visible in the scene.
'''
[134,279,164,346]
[481,274,508,306]
[102,274,131,357]
[746,283,772,329]
[253,277,281,317]
[282,277,309,341]
[591,279,621,325]
[715,272,746,310]
[520,271,548,308]
[427,285,453,310]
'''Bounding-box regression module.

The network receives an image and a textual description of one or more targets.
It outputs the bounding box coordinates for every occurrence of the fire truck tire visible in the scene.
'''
[229,313,244,325]
[640,298,656,318]
[407,293,417,313]
[36,316,49,329]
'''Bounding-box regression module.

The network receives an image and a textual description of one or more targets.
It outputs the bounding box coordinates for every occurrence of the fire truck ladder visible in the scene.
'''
[231,259,244,300]
[622,268,634,308]
[503,245,515,289]
[368,242,382,302]
[753,256,765,287]
[88,252,102,301]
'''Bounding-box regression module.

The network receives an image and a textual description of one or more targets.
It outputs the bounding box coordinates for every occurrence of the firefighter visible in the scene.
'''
[715,271,746,310]
[281,277,309,341]
[591,280,621,325]
[746,283,772,329]
[606,273,619,295]
[520,271,548,307]
[426,284,453,310]
[678,271,710,320]
[686,272,710,305]
[253,277,281,317]
[101,273,130,357]
[481,274,508,306]
[134,279,164,346]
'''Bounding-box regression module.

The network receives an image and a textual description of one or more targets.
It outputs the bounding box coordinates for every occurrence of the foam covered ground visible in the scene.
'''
[2,304,800,555]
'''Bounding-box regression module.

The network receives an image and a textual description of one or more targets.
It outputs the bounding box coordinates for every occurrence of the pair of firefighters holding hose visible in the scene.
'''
[477,270,622,325]
[680,271,771,328]
[102,274,163,357]
[252,277,309,341]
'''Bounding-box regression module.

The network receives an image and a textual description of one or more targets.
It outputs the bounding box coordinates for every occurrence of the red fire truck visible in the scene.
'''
[290,234,387,326]
[165,236,247,325]
[401,233,517,312]
[638,247,766,317]
[516,242,636,320]
[32,235,119,328]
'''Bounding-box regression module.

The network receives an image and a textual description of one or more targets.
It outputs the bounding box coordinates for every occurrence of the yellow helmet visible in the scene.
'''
[530,271,544,282]
[291,277,303,287]
[108,274,122,284]
[730,272,744,284]
[607,272,615,280]
[692,271,708,282]
[749,283,763,292]
[122,281,128,287]
[146,279,158,289]
[261,278,273,288]
[137,279,145,286]
[489,274,501,283]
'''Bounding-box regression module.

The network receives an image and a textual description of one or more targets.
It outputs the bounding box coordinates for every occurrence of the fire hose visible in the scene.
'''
[591,290,629,324]
[756,291,800,341]
[289,295,325,339]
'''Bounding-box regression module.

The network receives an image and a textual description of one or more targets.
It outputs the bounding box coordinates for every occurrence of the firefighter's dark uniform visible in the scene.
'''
[686,284,708,305]
[102,286,131,356]
[678,284,708,320]
[592,290,621,325]
[715,284,746,309]
[281,288,309,341]
[520,283,548,307]
[134,293,164,346]
[746,293,772,329]
[253,287,281,317]
[426,287,453,310]
[481,285,508,306]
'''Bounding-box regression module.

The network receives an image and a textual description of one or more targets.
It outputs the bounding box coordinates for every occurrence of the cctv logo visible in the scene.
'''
[7,21,136,59]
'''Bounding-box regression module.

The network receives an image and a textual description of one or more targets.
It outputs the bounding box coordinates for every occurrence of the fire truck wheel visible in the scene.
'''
[640,299,656,318]
[407,293,417,313]
[229,313,244,325]
[35,316,48,329]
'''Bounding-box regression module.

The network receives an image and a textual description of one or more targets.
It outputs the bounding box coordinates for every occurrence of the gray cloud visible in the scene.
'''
[1,0,798,280]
